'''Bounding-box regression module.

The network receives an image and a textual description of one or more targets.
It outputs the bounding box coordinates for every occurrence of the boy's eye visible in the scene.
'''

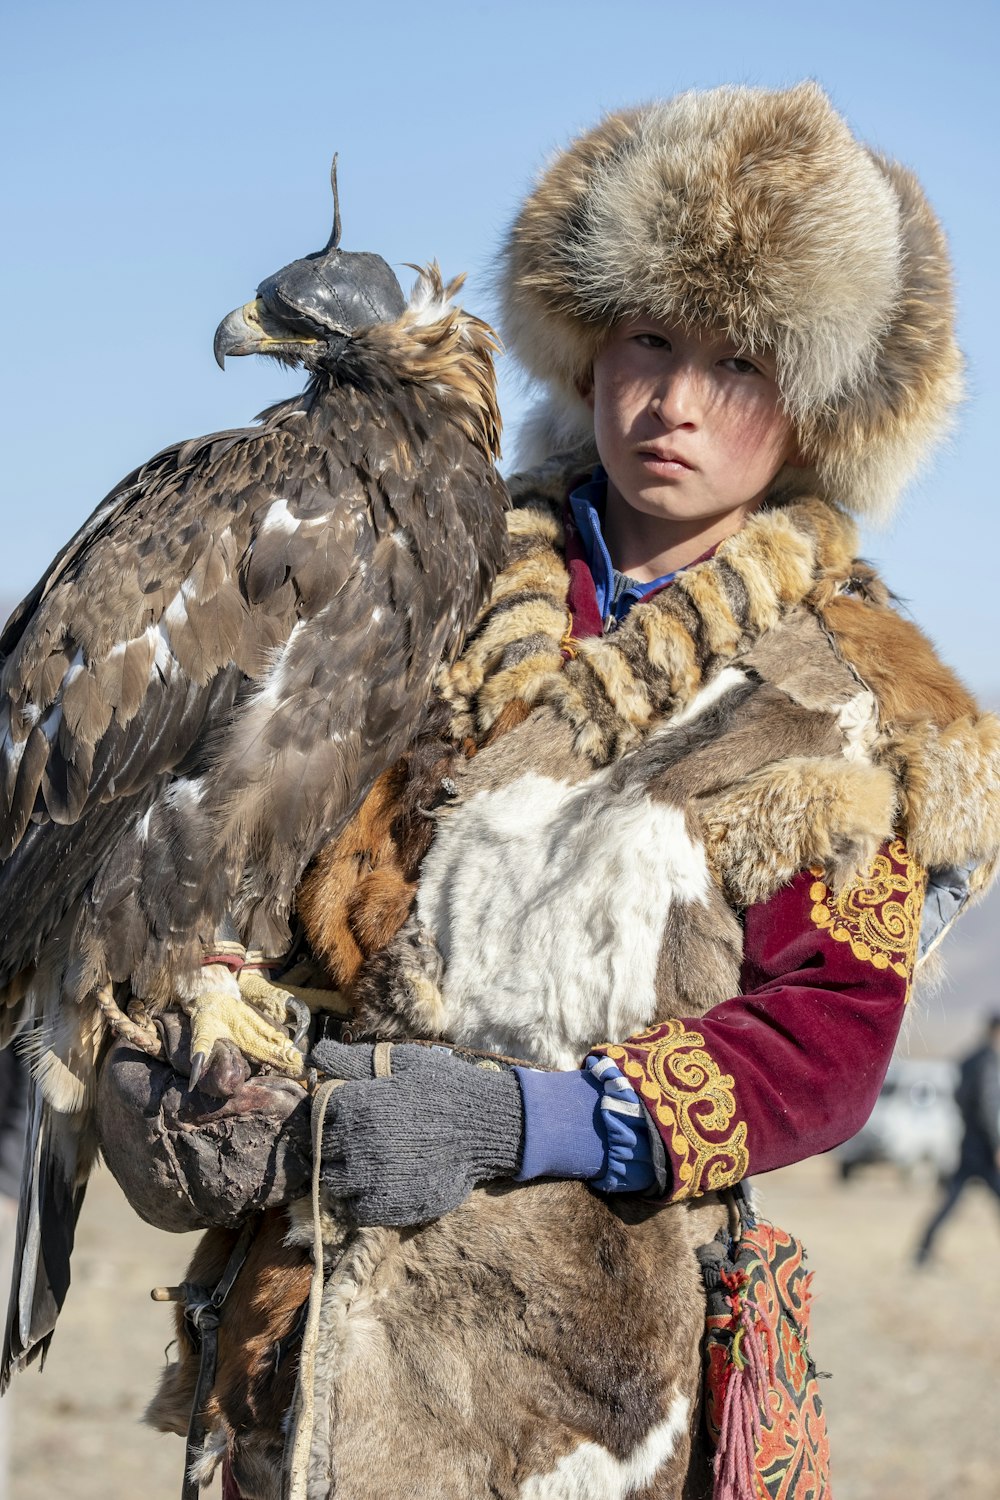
[633,332,669,349]
[722,356,761,375]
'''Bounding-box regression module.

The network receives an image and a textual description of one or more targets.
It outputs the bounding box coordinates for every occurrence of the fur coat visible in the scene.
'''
[143,451,1000,1500]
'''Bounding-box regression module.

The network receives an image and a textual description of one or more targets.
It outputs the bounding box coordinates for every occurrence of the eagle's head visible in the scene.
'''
[213,158,406,372]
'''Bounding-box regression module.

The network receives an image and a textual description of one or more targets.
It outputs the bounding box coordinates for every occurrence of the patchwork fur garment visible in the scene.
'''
[315,460,999,1055]
[149,460,1000,1500]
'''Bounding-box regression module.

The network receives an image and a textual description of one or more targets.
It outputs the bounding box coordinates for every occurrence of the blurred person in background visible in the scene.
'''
[915,1014,1000,1264]
[0,1050,27,1495]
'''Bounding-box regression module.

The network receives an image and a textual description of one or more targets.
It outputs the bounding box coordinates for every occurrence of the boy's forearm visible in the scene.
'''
[592,841,921,1200]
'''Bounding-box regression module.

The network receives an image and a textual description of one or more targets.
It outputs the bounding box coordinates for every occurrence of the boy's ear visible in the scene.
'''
[576,370,595,411]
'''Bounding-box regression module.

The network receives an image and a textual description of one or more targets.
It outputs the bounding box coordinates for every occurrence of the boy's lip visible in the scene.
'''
[636,447,696,470]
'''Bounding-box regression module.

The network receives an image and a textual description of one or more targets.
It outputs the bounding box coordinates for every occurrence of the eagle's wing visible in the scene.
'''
[0,411,310,1388]
[206,386,504,955]
[0,401,365,1002]
[0,420,288,866]
[1,338,507,1388]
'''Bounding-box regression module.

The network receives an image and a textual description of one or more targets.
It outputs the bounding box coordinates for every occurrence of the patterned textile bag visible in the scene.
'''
[697,1198,831,1500]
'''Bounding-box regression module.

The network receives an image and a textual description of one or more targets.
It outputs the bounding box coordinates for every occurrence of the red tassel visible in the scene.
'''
[714,1273,776,1500]
[222,1459,245,1500]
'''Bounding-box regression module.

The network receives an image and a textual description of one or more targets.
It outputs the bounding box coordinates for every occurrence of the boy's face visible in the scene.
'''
[584,318,796,534]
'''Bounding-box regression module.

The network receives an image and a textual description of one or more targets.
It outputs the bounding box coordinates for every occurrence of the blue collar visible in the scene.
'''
[568,469,678,626]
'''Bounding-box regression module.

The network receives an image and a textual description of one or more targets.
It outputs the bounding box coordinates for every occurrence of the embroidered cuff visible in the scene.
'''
[596,1020,750,1202]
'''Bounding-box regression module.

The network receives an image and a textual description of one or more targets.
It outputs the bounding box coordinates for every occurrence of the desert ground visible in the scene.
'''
[2,1145,997,1500]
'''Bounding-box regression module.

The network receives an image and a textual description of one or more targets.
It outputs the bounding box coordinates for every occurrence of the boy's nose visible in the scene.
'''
[650,366,701,428]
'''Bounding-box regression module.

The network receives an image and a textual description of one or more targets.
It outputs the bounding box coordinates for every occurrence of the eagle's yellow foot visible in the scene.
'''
[184,965,306,1088]
[238,967,352,1032]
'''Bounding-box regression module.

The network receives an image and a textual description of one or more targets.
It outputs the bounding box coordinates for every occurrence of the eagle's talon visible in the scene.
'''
[182,966,308,1086]
[286,996,311,1047]
[237,968,350,1025]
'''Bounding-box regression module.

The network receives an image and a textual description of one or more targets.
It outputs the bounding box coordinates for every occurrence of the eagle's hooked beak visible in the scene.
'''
[213,298,319,369]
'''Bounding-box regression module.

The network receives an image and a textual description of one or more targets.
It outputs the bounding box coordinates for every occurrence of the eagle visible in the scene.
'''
[0,164,508,1385]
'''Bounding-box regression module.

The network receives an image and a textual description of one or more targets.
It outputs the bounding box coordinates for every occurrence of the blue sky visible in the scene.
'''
[3,0,998,693]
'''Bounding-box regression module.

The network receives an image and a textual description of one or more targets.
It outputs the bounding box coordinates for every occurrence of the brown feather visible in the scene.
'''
[61,666,114,743]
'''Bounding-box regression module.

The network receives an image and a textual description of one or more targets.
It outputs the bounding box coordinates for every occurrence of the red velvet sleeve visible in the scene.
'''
[592,838,925,1202]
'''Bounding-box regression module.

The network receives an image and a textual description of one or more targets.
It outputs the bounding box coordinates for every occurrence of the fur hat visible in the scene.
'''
[500,82,962,522]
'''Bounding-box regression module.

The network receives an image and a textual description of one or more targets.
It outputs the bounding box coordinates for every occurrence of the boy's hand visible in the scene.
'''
[309,1041,524,1226]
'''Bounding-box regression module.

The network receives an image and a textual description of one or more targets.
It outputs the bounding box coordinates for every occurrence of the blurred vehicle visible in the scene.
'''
[834,1058,961,1181]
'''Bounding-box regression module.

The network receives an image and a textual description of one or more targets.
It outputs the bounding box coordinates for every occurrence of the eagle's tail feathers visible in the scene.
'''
[1,1081,93,1392]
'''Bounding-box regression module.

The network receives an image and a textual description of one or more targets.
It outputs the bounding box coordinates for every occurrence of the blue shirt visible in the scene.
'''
[568,469,678,627]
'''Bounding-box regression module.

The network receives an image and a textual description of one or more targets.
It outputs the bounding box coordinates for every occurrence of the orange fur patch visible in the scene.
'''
[821,592,975,728]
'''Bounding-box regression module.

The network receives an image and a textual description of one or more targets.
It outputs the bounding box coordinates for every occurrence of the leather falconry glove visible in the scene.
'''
[309,1040,524,1226]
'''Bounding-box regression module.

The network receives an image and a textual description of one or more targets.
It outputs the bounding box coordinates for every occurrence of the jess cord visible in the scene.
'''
[111,83,997,1500]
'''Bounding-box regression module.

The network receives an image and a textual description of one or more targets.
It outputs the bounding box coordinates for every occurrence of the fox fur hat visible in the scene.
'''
[500,81,963,522]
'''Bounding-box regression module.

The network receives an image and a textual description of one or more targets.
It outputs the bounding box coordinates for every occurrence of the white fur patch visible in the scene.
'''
[668,666,749,727]
[837,689,878,762]
[188,1424,228,1486]
[416,767,711,1067]
[517,1395,690,1499]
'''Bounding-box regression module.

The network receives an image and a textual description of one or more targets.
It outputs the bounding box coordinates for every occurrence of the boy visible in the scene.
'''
[103,82,999,1498]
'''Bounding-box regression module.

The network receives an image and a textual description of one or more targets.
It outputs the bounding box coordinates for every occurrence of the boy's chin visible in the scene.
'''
[610,486,736,529]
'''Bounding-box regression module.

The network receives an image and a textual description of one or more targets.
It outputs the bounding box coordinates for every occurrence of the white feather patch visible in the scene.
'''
[416,766,712,1067]
[165,775,204,811]
[152,622,175,674]
[41,705,63,742]
[162,589,189,631]
[405,271,453,327]
[27,1048,88,1114]
[0,705,26,767]
[517,1395,690,1499]
[61,647,86,689]
[252,618,307,714]
[260,497,301,536]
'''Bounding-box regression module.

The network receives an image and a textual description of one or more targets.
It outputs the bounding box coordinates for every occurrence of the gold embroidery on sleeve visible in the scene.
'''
[808,837,924,981]
[604,1019,750,1201]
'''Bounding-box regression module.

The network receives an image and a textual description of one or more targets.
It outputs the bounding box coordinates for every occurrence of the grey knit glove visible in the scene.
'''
[309,1040,524,1226]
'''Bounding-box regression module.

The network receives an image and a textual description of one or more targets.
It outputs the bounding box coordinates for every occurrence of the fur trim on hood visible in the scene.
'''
[499,82,963,522]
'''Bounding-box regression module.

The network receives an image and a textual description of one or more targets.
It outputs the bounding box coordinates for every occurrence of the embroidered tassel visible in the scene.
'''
[714,1269,777,1500]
